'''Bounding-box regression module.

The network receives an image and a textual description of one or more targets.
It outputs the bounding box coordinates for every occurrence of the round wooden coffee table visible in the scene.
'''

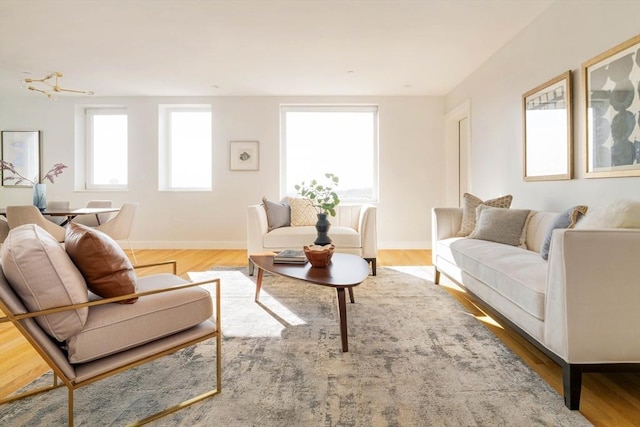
[249,253,370,352]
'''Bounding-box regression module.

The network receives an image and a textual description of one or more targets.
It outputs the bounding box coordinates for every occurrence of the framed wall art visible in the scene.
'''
[522,70,573,181]
[583,34,640,178]
[229,140,259,171]
[1,130,41,187]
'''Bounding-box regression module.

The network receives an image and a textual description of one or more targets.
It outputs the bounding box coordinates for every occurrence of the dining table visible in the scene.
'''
[0,207,120,227]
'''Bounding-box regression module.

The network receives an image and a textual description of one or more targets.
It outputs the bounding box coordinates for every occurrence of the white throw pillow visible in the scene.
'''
[575,199,640,229]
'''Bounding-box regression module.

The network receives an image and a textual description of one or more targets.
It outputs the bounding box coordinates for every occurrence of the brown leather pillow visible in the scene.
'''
[65,222,138,304]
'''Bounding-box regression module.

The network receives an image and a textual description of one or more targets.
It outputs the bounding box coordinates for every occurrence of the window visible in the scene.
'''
[85,108,128,190]
[159,105,212,191]
[281,105,378,202]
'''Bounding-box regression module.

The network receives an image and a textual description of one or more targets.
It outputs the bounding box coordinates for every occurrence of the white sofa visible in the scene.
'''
[431,207,640,410]
[247,203,377,275]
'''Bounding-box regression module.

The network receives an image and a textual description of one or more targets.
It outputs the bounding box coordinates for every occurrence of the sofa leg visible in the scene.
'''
[434,268,440,285]
[248,259,255,276]
[562,363,582,410]
[365,258,377,276]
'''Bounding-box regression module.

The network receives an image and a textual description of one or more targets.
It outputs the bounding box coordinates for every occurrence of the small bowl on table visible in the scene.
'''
[303,244,335,268]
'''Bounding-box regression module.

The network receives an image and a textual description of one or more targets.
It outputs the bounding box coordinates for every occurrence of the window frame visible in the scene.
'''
[158,104,213,192]
[280,104,379,203]
[84,107,128,191]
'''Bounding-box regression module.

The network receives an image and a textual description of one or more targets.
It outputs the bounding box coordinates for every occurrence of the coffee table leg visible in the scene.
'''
[255,268,264,302]
[336,288,349,352]
[348,287,354,303]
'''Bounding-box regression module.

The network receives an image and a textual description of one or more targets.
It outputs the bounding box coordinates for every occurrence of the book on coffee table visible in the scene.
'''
[273,249,308,264]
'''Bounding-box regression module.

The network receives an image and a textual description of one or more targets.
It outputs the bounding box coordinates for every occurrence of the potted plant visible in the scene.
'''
[295,173,340,245]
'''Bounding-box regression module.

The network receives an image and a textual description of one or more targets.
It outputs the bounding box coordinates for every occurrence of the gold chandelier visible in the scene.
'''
[23,72,94,99]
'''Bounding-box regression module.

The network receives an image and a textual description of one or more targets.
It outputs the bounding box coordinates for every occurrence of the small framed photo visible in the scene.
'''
[229,140,259,171]
[583,35,640,178]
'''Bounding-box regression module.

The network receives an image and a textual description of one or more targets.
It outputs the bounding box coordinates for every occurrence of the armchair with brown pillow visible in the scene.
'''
[0,224,222,426]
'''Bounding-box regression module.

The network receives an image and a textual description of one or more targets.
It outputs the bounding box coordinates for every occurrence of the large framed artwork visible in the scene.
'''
[522,71,573,181]
[583,34,640,178]
[1,130,41,187]
[229,140,259,171]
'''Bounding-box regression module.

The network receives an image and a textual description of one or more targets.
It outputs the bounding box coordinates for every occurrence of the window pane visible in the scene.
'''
[283,107,377,202]
[169,111,211,189]
[91,114,127,186]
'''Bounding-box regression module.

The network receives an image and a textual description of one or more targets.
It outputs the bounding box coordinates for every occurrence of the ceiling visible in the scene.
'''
[0,0,553,98]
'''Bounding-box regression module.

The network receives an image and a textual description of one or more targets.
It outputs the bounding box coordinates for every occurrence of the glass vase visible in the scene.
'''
[33,183,47,211]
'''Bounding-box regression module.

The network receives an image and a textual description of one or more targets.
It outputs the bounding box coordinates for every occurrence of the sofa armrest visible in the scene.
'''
[247,204,268,255]
[358,204,377,258]
[431,208,463,264]
[544,228,640,363]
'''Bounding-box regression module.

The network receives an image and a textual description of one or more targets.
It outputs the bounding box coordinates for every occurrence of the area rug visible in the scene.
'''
[1,267,590,426]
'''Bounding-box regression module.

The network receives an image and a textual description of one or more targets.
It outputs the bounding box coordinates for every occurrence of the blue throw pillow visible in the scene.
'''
[540,206,588,260]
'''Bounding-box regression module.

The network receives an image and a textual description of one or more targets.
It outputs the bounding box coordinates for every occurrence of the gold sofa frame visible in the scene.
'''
[0,261,221,426]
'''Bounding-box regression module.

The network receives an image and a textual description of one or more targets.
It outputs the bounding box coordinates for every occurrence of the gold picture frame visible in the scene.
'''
[522,71,573,181]
[1,130,41,187]
[583,34,640,178]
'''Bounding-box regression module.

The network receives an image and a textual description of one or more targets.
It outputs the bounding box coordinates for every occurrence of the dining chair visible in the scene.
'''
[0,217,9,246]
[71,200,113,227]
[6,205,66,242]
[94,203,138,263]
[45,200,70,225]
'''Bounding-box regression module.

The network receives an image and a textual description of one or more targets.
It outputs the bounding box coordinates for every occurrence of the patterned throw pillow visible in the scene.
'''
[469,206,531,247]
[457,193,513,237]
[289,198,318,226]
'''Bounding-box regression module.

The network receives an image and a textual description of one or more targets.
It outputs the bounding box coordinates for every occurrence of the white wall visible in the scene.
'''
[0,96,444,249]
[445,0,640,211]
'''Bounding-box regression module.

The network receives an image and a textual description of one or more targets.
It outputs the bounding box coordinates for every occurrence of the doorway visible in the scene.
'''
[444,101,471,207]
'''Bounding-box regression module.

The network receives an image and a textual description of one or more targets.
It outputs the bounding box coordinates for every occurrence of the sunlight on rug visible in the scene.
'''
[188,270,307,338]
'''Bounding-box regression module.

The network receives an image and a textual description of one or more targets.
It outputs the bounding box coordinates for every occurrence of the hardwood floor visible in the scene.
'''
[1,249,638,425]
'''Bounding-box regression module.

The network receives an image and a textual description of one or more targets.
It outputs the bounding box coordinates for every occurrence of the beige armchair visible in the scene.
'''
[0,224,221,426]
[247,202,377,275]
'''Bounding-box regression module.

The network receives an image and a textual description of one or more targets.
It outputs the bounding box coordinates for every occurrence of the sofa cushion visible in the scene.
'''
[0,224,88,342]
[442,237,547,321]
[540,205,588,260]
[289,198,318,226]
[469,206,531,247]
[262,197,291,231]
[66,273,212,363]
[457,193,513,237]
[263,225,361,249]
[65,223,138,304]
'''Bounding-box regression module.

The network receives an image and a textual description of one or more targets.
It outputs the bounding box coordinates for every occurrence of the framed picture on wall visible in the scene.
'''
[522,70,573,181]
[1,130,41,187]
[229,140,259,171]
[583,34,640,178]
